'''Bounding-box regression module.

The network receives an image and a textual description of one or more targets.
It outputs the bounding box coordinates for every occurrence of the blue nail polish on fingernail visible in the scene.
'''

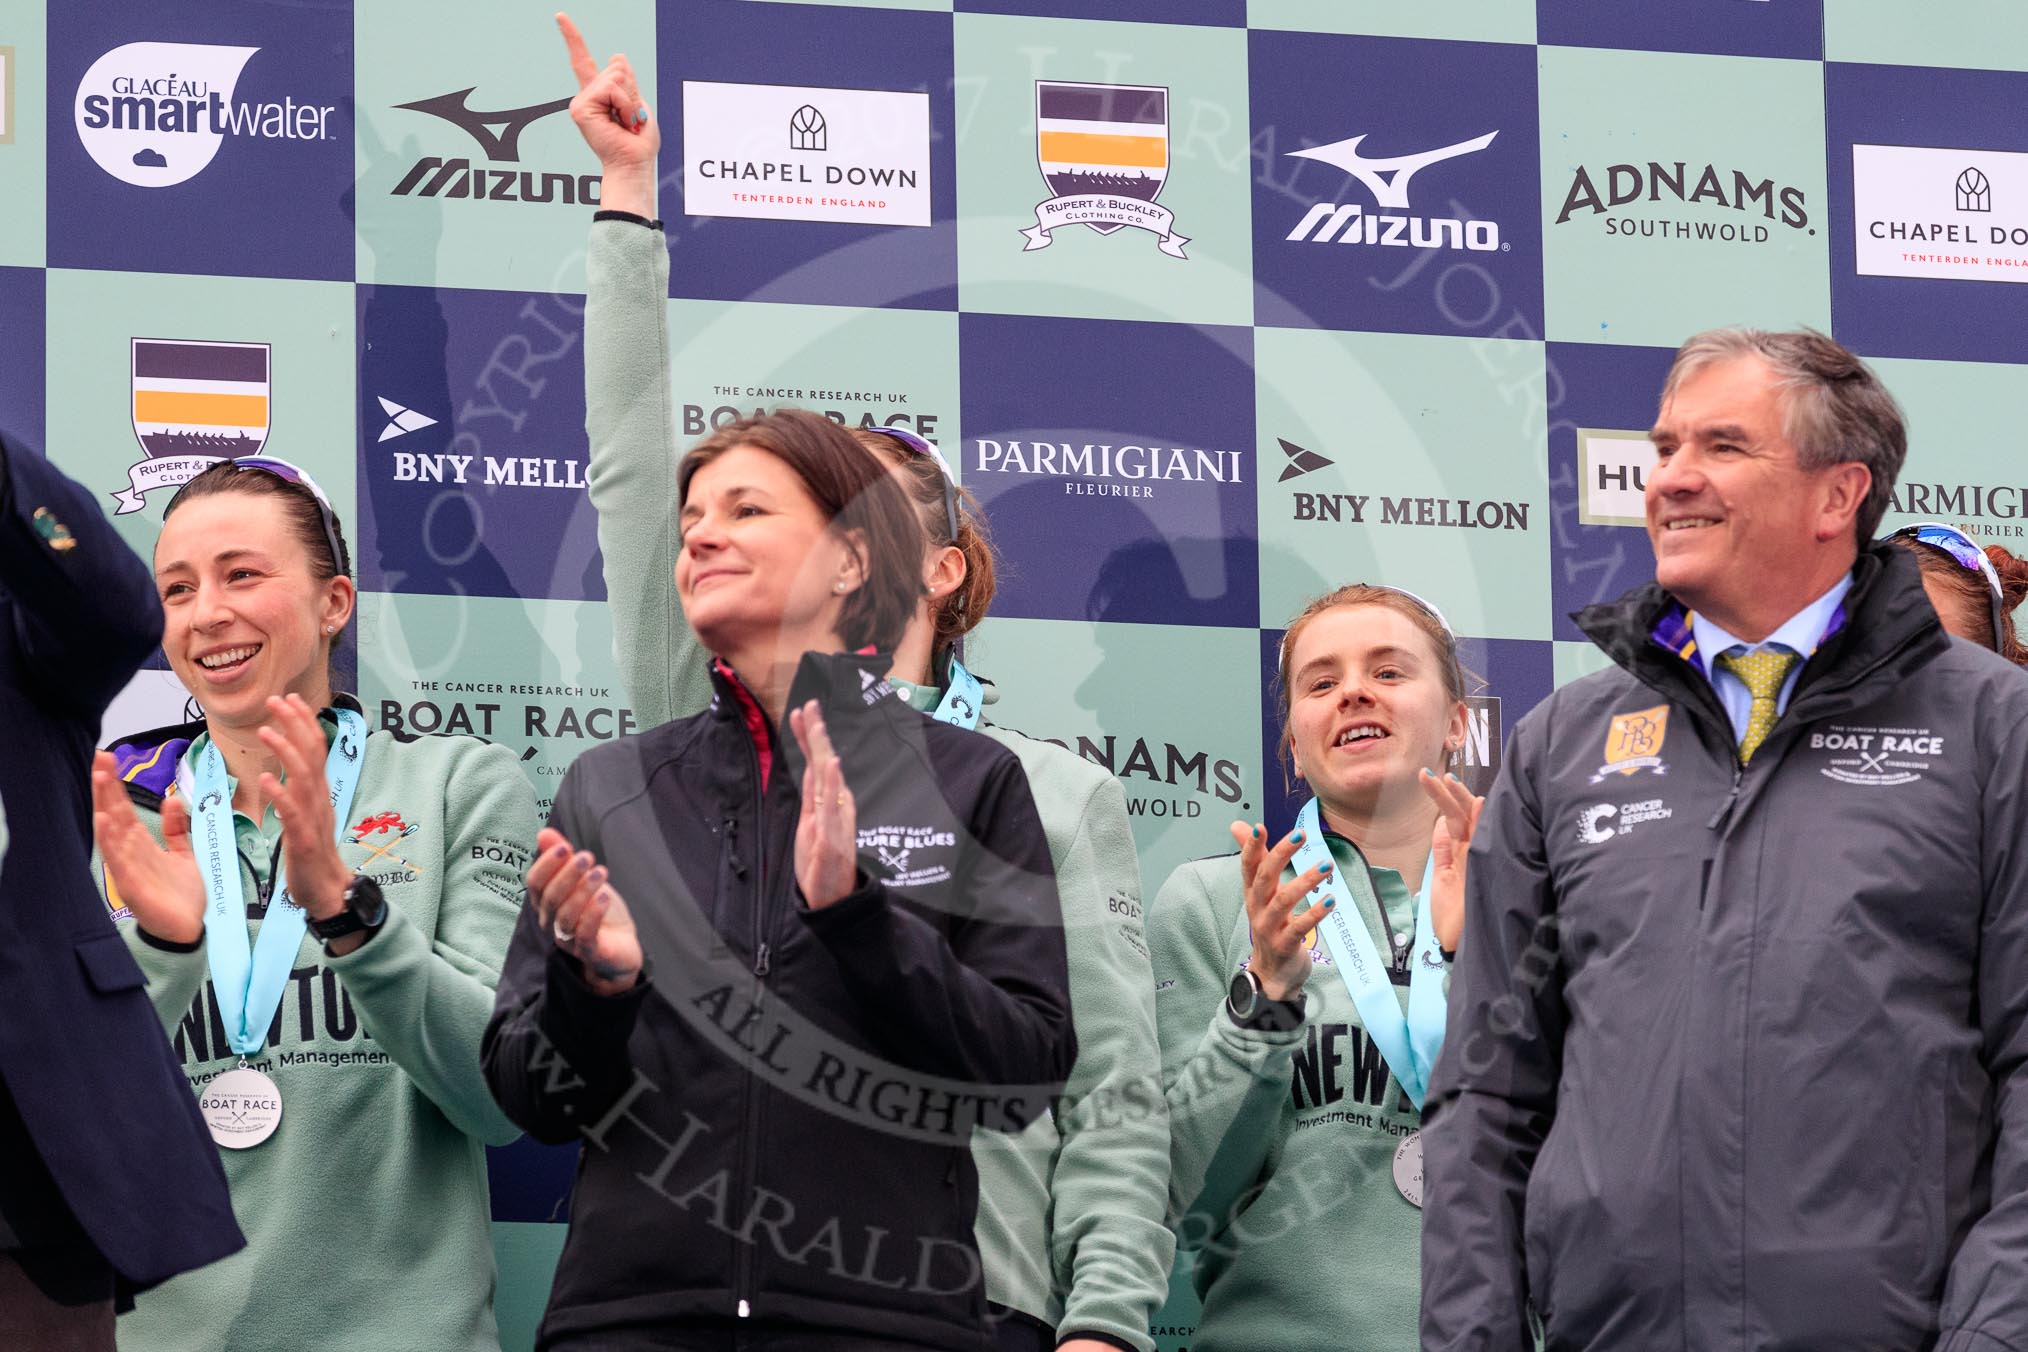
[1291,829,1305,844]
[1320,860,1334,873]
[1324,898,1337,908]
[634,107,647,125]
[1252,826,1261,839]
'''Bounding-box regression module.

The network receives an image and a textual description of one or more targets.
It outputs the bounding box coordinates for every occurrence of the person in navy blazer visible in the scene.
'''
[0,432,242,1347]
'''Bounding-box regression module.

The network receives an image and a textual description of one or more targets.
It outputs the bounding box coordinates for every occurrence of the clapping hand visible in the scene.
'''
[1229,820,1333,1003]
[1419,770,1485,955]
[789,700,858,910]
[524,828,643,997]
[91,751,205,945]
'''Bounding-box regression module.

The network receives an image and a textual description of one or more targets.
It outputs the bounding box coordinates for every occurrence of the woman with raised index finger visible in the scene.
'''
[543,15,1167,1349]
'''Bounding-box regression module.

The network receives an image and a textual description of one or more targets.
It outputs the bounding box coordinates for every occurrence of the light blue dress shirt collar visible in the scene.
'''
[1690,572,1853,742]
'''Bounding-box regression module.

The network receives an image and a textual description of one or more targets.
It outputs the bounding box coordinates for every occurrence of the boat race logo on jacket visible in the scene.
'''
[857,822,956,889]
[1024,81,1187,258]
[115,338,270,515]
[73,43,334,188]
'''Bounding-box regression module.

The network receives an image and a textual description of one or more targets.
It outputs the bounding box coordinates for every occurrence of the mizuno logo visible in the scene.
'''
[393,88,571,163]
[1286,131,1499,209]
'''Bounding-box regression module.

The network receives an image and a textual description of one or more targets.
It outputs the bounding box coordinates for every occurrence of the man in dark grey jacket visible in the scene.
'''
[1421,329,2028,1351]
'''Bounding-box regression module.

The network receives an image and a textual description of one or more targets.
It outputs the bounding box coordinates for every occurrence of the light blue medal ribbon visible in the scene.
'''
[1292,797,1447,1110]
[926,656,984,730]
[177,708,367,1057]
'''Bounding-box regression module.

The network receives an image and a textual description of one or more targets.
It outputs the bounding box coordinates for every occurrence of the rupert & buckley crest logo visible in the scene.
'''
[1023,80,1188,258]
[113,338,271,515]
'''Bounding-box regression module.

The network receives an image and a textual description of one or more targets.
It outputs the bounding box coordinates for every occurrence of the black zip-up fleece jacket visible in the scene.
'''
[1421,543,2028,1352]
[484,649,1076,1351]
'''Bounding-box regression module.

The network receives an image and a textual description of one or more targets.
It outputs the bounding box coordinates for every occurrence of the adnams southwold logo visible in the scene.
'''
[74,42,336,188]
[1855,144,2028,284]
[682,80,930,228]
[1279,438,1531,531]
[1284,129,1505,254]
[390,86,597,205]
[1554,159,1810,245]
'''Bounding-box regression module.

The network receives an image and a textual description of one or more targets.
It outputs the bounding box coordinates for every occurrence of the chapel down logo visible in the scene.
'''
[74,42,336,188]
[1591,704,1669,782]
[390,86,599,205]
[115,338,271,515]
[1023,81,1188,258]
[682,80,930,228]
[1855,144,2028,284]
[1284,129,1503,253]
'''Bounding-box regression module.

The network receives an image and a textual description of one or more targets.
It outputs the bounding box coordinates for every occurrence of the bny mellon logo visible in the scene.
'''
[376,396,438,443]
[1276,438,1334,483]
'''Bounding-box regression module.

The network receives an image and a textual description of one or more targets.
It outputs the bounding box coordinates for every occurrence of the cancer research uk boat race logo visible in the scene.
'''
[1023,81,1188,258]
[73,42,333,188]
[114,339,271,515]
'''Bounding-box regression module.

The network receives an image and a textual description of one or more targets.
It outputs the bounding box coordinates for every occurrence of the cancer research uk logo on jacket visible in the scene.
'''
[74,42,335,188]
[682,81,930,228]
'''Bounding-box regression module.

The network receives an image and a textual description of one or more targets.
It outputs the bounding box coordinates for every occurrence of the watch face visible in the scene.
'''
[347,877,389,927]
[1228,970,1257,1017]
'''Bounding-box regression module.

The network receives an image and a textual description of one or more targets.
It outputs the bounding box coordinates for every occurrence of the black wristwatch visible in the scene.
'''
[1226,969,1305,1031]
[309,875,389,942]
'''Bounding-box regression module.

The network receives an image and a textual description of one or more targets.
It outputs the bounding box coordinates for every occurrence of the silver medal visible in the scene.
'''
[1393,1129,1424,1208]
[199,1064,282,1149]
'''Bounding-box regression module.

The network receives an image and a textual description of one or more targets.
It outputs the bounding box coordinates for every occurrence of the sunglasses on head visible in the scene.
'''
[167,456,349,579]
[860,426,960,547]
[1892,521,2006,650]
[1279,584,1457,668]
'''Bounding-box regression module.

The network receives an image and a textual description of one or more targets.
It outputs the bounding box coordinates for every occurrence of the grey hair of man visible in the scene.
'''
[1659,327,1908,546]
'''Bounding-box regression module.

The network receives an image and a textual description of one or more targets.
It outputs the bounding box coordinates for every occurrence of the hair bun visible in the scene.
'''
[1986,544,2028,609]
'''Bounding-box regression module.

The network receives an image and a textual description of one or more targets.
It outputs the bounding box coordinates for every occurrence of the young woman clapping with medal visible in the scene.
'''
[90,458,535,1352]
[1148,584,1483,1352]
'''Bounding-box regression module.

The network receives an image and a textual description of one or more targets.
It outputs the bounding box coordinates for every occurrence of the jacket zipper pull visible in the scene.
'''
[1706,764,1745,831]
[753,942,770,977]
[725,817,747,879]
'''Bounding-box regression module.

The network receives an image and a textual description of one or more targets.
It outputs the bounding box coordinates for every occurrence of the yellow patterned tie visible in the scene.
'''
[1713,647,1801,764]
